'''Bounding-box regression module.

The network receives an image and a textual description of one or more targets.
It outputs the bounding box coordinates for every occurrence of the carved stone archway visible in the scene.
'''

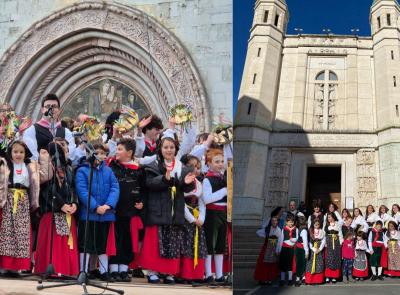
[0,1,210,131]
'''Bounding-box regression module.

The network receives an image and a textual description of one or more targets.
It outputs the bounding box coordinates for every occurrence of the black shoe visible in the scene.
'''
[3,271,19,278]
[378,275,384,281]
[132,268,145,278]
[332,279,337,284]
[175,277,186,284]
[110,272,121,282]
[371,275,377,281]
[89,269,101,280]
[295,280,301,287]
[119,272,131,282]
[288,280,294,286]
[215,276,225,285]
[164,276,175,284]
[99,272,114,282]
[148,275,160,284]
[204,276,214,284]
[279,280,285,286]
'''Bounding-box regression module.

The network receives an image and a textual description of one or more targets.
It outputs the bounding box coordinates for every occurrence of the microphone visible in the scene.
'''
[73,132,85,137]
[44,106,54,117]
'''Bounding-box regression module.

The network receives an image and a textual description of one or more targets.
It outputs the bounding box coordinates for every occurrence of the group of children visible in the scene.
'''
[0,94,232,286]
[254,200,400,286]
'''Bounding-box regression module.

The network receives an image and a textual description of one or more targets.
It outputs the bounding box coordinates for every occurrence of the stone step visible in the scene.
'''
[233,261,257,269]
[233,248,261,255]
[233,241,264,249]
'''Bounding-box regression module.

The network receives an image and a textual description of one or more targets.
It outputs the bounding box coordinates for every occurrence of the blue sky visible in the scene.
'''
[233,0,373,115]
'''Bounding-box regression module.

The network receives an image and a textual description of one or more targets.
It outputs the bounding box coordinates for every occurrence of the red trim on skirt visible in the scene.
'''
[325,268,340,278]
[138,225,180,275]
[34,212,79,276]
[385,269,400,276]
[179,257,205,280]
[305,272,324,284]
[352,263,369,278]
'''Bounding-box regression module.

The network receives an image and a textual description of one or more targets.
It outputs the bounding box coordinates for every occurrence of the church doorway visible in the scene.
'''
[305,166,341,213]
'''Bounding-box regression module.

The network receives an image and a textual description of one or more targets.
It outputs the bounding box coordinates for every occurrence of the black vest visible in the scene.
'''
[34,123,66,152]
[206,175,227,203]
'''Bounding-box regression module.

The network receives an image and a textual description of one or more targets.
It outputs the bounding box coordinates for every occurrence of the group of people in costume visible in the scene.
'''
[0,93,232,286]
[254,199,400,286]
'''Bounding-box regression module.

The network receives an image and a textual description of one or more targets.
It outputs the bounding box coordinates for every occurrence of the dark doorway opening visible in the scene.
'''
[306,166,341,213]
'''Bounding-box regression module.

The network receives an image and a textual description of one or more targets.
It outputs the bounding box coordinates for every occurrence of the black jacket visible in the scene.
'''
[144,160,194,226]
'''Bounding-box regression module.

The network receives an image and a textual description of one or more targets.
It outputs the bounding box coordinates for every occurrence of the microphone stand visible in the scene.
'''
[37,137,124,295]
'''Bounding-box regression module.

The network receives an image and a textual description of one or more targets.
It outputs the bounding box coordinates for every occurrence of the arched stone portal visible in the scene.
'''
[0,1,210,131]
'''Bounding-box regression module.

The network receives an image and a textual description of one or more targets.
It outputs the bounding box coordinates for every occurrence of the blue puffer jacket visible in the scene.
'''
[75,160,120,222]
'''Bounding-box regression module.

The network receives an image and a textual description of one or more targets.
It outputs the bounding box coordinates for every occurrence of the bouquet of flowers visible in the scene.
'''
[0,110,32,149]
[212,123,233,146]
[79,116,105,142]
[169,103,193,132]
[113,105,139,134]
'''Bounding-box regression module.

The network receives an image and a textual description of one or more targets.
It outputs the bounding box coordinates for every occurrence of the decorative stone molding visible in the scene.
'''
[0,1,209,131]
[356,149,378,206]
[266,148,291,207]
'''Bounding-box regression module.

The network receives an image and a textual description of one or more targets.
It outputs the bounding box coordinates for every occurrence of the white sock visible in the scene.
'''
[288,271,292,280]
[371,267,376,275]
[119,264,128,273]
[205,255,212,278]
[79,253,90,272]
[109,264,118,273]
[98,254,108,274]
[89,254,98,271]
[378,267,382,276]
[281,272,285,281]
[214,254,224,279]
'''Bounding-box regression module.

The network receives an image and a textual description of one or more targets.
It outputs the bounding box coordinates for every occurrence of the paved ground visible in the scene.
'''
[234,278,400,295]
[0,277,232,295]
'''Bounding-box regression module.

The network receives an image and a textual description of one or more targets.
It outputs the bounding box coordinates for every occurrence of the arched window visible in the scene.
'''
[313,70,339,130]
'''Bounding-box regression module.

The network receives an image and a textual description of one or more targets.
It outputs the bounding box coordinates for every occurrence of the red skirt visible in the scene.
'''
[254,239,279,281]
[34,213,79,276]
[385,269,400,276]
[325,268,340,278]
[179,257,205,280]
[305,272,324,284]
[138,225,180,275]
[353,263,368,278]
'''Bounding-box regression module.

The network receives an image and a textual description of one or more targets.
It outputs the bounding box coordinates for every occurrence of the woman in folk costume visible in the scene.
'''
[35,141,79,276]
[307,199,324,229]
[0,140,39,272]
[106,139,146,282]
[353,231,369,280]
[294,214,309,287]
[365,205,379,232]
[378,205,395,230]
[324,212,343,283]
[384,220,400,277]
[351,208,368,234]
[323,203,343,228]
[341,209,353,238]
[368,220,386,280]
[391,204,400,226]
[254,208,283,285]
[139,136,196,284]
[276,214,298,286]
[305,219,326,285]
[178,155,207,282]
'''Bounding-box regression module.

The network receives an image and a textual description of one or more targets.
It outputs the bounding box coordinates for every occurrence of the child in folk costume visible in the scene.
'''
[342,231,356,283]
[35,141,79,276]
[324,203,343,228]
[368,220,385,280]
[353,231,369,280]
[294,214,309,287]
[202,148,228,284]
[178,155,207,282]
[254,209,283,285]
[276,214,298,286]
[139,136,196,284]
[366,205,379,232]
[391,204,400,225]
[307,199,324,229]
[305,219,325,285]
[107,139,146,282]
[384,220,400,277]
[341,209,353,237]
[75,144,120,282]
[351,208,368,233]
[324,212,343,283]
[0,140,39,272]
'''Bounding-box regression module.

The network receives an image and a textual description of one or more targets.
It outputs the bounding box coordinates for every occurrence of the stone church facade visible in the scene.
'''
[235,0,400,227]
[0,0,232,131]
